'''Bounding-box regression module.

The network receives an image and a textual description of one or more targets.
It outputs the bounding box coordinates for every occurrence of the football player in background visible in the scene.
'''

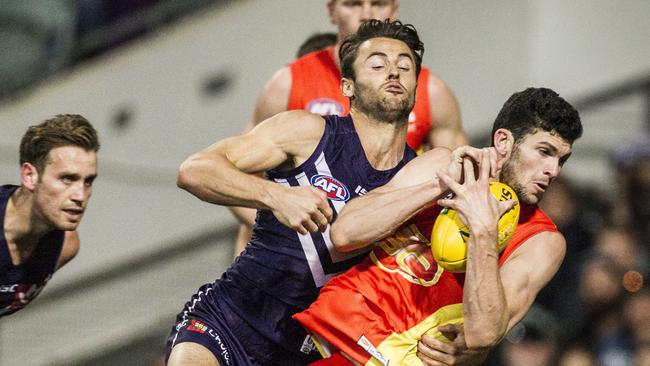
[230,0,467,257]
[1,115,99,317]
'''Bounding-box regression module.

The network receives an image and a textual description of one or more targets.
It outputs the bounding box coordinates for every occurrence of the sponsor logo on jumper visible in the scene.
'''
[354,185,368,196]
[0,284,18,293]
[188,319,208,334]
[307,98,344,116]
[0,279,49,316]
[310,175,350,201]
[300,335,316,354]
[357,335,389,366]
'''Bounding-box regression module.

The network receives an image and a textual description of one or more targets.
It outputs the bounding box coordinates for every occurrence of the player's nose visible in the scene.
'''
[360,3,373,21]
[544,158,561,178]
[70,182,89,204]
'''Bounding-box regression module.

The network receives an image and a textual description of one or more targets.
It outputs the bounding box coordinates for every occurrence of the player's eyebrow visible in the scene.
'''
[365,52,414,62]
[538,141,558,153]
[539,141,572,162]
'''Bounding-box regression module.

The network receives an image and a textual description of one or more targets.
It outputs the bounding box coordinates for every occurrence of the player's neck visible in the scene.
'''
[5,187,51,247]
[350,108,408,170]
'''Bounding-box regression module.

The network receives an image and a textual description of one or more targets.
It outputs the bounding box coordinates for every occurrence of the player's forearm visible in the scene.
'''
[331,180,443,251]
[462,230,508,350]
[177,152,278,210]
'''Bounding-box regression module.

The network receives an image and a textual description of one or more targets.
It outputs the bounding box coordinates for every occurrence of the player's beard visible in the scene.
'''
[352,82,414,124]
[500,146,538,206]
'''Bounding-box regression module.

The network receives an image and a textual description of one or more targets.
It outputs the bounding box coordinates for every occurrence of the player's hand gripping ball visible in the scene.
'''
[431,182,520,272]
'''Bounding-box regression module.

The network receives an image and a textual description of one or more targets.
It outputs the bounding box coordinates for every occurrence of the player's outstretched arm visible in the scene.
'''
[427,74,468,150]
[178,110,332,234]
[330,148,451,252]
[331,146,499,252]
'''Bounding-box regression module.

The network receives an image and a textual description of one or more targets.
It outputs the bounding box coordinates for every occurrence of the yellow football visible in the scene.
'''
[431,182,520,272]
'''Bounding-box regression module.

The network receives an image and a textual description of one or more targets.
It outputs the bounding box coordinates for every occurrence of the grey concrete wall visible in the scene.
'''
[0,0,648,364]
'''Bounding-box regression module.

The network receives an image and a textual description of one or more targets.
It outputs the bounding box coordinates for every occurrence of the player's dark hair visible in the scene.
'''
[20,114,100,173]
[297,32,337,58]
[339,19,424,81]
[492,87,583,145]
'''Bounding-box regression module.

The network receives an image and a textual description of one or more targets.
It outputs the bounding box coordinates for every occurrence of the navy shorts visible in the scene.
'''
[165,302,253,365]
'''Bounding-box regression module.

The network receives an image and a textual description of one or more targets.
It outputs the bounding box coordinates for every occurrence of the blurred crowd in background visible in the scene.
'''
[0,0,215,100]
[1,1,648,365]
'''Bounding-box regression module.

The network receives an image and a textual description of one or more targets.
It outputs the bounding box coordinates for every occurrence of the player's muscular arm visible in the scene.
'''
[330,148,451,252]
[427,75,468,150]
[331,147,499,252]
[416,225,564,365]
[437,155,515,351]
[229,66,293,228]
[178,111,332,234]
[55,231,80,271]
[498,231,566,331]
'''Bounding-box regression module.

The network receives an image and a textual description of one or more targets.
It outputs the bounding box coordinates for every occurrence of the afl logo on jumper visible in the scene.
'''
[310,174,350,201]
[307,98,344,116]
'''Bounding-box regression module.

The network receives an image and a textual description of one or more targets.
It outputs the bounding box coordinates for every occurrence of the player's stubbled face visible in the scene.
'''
[500,131,572,205]
[350,37,417,122]
[331,0,397,39]
[33,146,97,231]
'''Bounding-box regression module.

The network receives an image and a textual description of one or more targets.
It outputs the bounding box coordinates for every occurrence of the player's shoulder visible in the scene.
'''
[426,71,453,93]
[0,184,17,197]
[521,229,566,257]
[275,109,323,122]
[265,65,292,92]
[501,228,565,270]
[261,110,325,137]
[56,231,80,271]
[290,47,332,66]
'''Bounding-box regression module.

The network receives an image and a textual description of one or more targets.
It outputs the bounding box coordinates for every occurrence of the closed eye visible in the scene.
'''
[60,174,77,184]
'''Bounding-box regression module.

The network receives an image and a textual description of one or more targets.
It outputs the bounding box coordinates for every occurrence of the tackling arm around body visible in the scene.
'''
[177,110,333,235]
[330,146,499,252]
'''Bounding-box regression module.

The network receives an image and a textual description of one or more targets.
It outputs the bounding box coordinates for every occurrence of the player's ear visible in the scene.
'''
[341,78,354,98]
[21,162,39,190]
[493,128,514,158]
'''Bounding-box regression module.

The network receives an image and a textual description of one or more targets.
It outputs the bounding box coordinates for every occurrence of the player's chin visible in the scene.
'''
[58,219,81,231]
[520,191,541,206]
